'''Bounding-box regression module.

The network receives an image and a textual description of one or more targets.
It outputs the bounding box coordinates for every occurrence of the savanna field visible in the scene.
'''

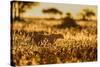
[11,19,97,66]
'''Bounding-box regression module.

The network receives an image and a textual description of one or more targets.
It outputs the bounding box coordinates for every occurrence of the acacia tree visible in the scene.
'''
[78,8,95,20]
[11,1,39,21]
[42,8,62,18]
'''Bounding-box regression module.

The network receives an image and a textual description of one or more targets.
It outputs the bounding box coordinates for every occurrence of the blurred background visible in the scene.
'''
[11,1,97,21]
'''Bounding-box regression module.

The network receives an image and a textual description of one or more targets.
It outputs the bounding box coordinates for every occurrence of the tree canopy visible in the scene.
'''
[42,8,62,15]
[11,1,39,21]
[78,8,96,20]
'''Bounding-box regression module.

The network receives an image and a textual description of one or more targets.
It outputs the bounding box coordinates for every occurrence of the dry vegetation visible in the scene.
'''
[11,19,97,66]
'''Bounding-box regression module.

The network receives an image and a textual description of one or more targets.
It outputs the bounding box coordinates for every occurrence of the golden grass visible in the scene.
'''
[11,20,97,66]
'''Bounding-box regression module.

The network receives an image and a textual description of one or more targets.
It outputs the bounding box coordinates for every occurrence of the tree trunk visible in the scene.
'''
[82,15,86,20]
[13,1,20,21]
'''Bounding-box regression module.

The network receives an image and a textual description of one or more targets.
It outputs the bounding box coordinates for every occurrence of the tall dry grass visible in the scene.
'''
[11,19,97,66]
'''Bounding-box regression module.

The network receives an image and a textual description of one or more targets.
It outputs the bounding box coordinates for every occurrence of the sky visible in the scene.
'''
[23,2,97,18]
